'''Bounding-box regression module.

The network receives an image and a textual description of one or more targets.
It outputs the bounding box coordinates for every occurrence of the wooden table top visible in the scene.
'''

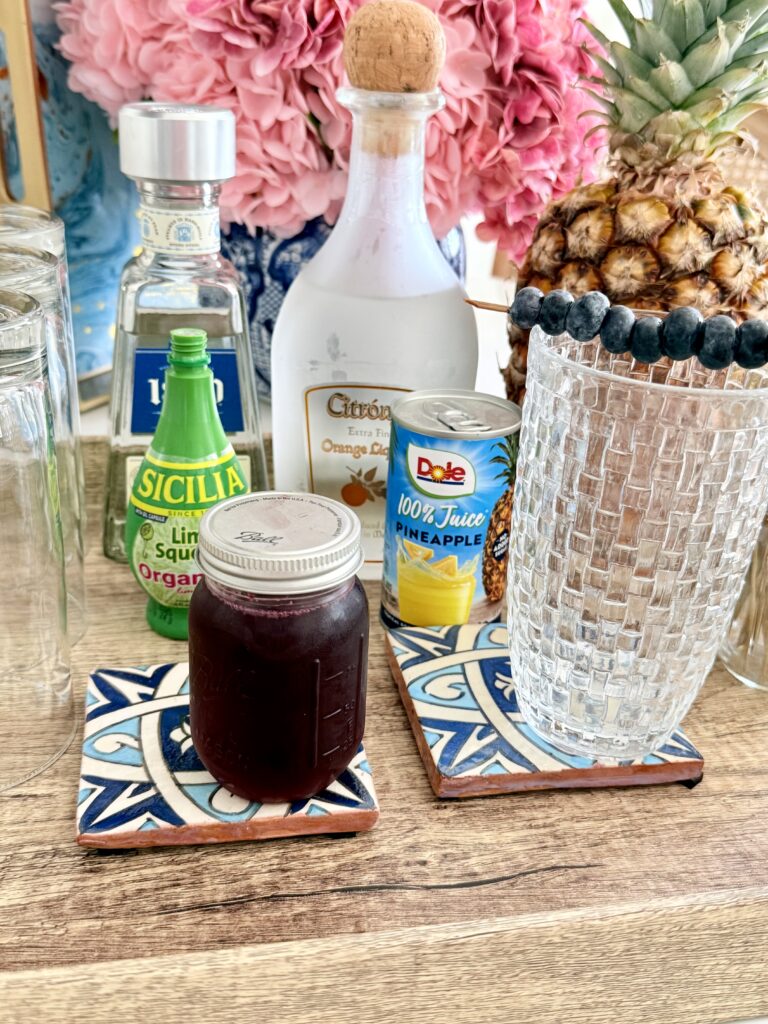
[1,439,767,1023]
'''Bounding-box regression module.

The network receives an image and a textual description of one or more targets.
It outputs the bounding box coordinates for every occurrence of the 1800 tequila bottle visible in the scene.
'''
[104,103,266,561]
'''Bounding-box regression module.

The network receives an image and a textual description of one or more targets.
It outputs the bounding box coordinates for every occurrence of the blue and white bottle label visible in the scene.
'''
[139,205,220,255]
[131,348,244,435]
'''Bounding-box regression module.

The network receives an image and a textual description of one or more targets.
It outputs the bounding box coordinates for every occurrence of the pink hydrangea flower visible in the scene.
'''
[55,0,602,261]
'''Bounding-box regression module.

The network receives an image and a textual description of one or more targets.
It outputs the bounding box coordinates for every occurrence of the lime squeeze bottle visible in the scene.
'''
[126,328,247,639]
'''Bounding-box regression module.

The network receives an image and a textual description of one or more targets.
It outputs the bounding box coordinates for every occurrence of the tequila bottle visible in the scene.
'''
[104,103,266,561]
[271,4,478,577]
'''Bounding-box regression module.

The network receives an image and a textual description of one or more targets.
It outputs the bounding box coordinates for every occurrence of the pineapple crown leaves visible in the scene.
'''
[580,0,768,166]
[489,434,519,489]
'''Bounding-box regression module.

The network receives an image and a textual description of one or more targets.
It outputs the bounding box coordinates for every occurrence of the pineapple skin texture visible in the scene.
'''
[482,488,513,602]
[504,175,768,405]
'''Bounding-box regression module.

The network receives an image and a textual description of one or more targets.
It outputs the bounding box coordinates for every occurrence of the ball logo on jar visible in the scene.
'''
[406,443,476,498]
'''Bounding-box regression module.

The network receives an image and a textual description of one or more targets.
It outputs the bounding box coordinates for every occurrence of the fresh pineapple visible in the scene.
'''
[505,0,768,404]
[482,433,519,602]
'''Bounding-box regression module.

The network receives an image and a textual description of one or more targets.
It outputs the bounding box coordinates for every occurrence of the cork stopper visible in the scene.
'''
[343,0,446,94]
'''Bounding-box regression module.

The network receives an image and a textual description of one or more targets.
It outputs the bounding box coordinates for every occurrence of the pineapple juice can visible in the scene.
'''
[381,390,521,628]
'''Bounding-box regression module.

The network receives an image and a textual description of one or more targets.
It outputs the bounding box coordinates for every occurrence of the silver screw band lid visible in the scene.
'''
[119,103,236,182]
[197,492,364,596]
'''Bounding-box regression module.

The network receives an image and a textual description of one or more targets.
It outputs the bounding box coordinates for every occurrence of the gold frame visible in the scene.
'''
[0,0,51,209]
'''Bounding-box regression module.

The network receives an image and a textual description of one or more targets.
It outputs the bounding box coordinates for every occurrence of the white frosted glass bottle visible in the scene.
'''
[271,87,478,577]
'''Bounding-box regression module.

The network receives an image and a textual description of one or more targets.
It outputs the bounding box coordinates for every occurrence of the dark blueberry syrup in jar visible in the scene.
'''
[189,492,368,803]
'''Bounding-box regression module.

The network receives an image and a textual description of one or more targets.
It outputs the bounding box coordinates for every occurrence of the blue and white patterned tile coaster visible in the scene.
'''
[386,623,704,798]
[77,663,379,848]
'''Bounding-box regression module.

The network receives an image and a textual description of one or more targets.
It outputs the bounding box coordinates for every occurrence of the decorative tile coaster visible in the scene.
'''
[77,663,379,849]
[386,623,704,798]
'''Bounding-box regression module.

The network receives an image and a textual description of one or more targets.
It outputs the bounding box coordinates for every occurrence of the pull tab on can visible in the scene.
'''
[430,401,492,434]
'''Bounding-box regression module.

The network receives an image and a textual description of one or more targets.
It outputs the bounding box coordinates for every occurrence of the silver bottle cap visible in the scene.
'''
[119,103,236,183]
[197,492,364,596]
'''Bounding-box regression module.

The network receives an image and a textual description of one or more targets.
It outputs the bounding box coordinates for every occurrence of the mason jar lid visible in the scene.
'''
[197,492,364,595]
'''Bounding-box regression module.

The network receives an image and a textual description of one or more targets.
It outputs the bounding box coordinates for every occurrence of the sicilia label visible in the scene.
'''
[304,383,410,566]
[128,448,246,608]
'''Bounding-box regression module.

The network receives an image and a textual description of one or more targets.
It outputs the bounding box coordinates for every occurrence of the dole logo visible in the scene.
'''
[406,443,476,498]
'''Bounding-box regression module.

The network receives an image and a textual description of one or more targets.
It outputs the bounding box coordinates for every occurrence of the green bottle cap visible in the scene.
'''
[169,327,210,366]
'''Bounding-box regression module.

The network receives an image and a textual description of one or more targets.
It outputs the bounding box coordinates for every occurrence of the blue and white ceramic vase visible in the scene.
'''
[222,219,466,398]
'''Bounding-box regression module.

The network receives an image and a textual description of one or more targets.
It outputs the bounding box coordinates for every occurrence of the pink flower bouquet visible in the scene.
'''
[56,0,600,262]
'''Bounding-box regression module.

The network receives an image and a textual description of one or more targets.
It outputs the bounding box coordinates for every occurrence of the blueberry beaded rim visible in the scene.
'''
[507,287,768,374]
[526,324,768,398]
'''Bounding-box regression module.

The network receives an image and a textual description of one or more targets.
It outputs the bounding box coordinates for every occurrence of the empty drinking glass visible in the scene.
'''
[0,204,84,496]
[508,324,768,762]
[0,289,74,792]
[0,244,86,641]
[0,205,67,263]
[719,512,768,691]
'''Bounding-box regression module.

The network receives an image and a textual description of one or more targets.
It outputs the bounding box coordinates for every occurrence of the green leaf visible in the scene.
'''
[582,122,610,143]
[681,18,730,84]
[710,99,768,132]
[578,109,614,125]
[685,93,733,123]
[610,43,656,82]
[586,52,623,87]
[700,0,728,24]
[683,64,766,105]
[695,0,768,49]
[653,0,672,23]
[579,18,612,52]
[648,109,702,135]
[613,87,664,131]
[625,75,675,109]
[741,80,768,103]
[635,19,683,62]
[584,87,619,113]
[583,75,614,91]
[606,0,638,42]
[648,58,696,103]
[659,0,707,53]
[733,30,768,59]
[730,48,768,72]
[724,15,751,56]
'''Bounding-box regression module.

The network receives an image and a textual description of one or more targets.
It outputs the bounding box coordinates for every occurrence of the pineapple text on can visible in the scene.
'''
[395,521,483,547]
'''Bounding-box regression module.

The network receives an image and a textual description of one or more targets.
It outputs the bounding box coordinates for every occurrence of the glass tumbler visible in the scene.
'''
[0,204,66,260]
[719,512,768,691]
[0,290,74,792]
[508,326,768,762]
[0,207,84,486]
[0,244,86,641]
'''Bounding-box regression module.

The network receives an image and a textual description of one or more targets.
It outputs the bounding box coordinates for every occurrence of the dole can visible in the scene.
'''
[381,390,521,628]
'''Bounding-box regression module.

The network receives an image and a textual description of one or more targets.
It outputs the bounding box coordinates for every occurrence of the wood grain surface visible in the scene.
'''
[1,439,767,1022]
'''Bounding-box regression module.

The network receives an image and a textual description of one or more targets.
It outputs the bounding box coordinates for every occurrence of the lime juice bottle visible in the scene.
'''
[126,327,247,639]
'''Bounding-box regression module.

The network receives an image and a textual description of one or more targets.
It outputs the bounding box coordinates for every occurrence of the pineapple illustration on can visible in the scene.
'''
[381,390,521,628]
